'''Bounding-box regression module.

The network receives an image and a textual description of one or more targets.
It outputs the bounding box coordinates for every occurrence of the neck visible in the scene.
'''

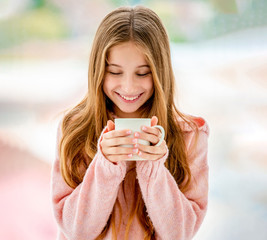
[113,107,141,118]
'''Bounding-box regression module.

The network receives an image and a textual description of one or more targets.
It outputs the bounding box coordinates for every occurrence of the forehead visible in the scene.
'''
[107,42,148,66]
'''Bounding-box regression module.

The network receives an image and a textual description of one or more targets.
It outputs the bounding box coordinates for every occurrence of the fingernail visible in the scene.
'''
[134,132,140,137]
[128,153,133,158]
[134,144,138,148]
[133,148,138,154]
[142,126,147,131]
[132,138,138,144]
[126,130,132,134]
[138,151,142,156]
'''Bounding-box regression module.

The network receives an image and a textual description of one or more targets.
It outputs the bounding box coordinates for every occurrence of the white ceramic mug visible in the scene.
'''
[115,118,165,160]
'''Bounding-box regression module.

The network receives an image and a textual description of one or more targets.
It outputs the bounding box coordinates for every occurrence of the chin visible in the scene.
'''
[115,105,141,116]
[120,108,139,114]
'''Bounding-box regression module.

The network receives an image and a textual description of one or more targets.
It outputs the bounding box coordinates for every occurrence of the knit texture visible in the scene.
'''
[51,116,210,240]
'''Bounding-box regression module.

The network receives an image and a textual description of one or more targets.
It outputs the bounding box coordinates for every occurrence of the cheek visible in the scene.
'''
[144,77,154,92]
[103,77,114,94]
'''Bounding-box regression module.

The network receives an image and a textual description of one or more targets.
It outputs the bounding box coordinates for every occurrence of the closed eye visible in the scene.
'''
[137,72,151,77]
[109,72,121,75]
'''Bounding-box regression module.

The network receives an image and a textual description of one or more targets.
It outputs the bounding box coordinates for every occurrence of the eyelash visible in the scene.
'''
[137,73,150,77]
[109,72,121,75]
[109,72,151,77]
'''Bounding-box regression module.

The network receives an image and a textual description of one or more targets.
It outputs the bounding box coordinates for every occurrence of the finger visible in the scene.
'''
[151,116,158,127]
[137,143,165,155]
[102,136,138,147]
[106,153,134,162]
[137,150,162,161]
[139,125,160,137]
[103,129,132,139]
[134,131,159,145]
[103,146,139,155]
[107,120,115,131]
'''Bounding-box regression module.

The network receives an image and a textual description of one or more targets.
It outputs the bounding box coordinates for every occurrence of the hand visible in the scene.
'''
[134,116,167,161]
[100,120,138,163]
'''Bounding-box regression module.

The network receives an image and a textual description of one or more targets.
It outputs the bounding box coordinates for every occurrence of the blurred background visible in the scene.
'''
[0,0,266,239]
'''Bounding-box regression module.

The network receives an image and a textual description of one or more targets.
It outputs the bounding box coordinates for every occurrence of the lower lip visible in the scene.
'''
[116,93,143,103]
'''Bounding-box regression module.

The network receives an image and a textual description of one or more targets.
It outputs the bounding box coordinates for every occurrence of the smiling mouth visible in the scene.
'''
[116,92,143,102]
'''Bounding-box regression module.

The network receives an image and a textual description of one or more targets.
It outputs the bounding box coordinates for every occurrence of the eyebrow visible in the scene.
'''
[108,63,150,68]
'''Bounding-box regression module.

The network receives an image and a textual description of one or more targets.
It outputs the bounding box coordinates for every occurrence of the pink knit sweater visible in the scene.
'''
[51,116,209,240]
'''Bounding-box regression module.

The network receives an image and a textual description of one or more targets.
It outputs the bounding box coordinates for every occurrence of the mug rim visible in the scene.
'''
[115,118,151,121]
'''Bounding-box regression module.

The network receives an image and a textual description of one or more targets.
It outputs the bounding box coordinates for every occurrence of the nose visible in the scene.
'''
[121,74,136,93]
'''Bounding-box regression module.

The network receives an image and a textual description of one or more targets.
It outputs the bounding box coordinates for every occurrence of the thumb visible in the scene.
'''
[151,116,158,127]
[107,120,115,131]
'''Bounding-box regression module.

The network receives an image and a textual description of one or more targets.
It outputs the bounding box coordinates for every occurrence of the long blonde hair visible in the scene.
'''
[59,5,199,240]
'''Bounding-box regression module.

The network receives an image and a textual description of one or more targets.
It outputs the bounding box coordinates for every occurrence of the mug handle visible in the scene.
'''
[152,125,165,146]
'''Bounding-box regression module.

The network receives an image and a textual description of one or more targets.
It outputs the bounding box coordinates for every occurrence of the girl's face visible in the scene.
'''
[103,41,154,118]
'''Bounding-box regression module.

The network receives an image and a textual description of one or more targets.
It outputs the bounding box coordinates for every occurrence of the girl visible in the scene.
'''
[51,5,210,240]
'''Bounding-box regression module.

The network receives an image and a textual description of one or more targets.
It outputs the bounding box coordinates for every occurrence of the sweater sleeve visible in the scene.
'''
[51,123,126,240]
[136,118,210,240]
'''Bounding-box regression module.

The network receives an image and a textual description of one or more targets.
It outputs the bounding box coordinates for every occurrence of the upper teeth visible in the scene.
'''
[120,94,139,101]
